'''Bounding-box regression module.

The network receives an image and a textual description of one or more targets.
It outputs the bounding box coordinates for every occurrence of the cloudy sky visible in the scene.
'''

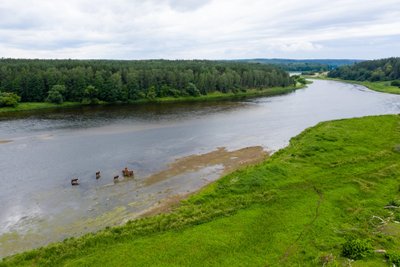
[1,0,399,60]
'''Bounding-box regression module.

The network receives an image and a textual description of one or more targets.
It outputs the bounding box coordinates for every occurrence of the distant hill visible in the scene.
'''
[234,58,363,72]
[328,57,400,81]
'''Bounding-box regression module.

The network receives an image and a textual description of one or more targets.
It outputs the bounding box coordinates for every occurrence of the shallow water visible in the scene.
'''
[1,79,400,257]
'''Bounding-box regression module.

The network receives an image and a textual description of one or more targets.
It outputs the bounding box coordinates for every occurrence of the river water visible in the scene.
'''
[1,79,400,257]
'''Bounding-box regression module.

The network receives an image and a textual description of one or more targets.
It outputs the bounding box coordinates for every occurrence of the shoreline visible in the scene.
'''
[0,85,304,115]
[304,74,400,95]
[0,146,268,258]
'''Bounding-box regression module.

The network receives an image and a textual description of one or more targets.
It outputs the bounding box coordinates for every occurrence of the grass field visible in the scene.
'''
[0,85,300,114]
[2,114,400,266]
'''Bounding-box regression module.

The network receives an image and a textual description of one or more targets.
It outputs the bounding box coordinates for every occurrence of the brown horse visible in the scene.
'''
[71,178,79,186]
[96,171,101,179]
[122,167,134,177]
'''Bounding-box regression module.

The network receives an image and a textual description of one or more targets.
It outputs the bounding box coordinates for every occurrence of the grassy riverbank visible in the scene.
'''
[0,85,301,114]
[304,74,400,95]
[0,102,83,113]
[2,114,400,266]
[348,80,400,94]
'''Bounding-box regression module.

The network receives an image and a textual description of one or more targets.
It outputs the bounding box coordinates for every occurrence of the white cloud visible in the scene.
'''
[0,0,399,59]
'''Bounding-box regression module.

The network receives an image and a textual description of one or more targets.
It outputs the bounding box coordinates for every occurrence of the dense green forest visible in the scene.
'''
[0,59,293,104]
[237,58,362,71]
[328,57,400,81]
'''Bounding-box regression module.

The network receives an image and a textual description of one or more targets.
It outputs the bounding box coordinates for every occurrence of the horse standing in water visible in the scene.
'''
[122,167,134,177]
[71,178,79,186]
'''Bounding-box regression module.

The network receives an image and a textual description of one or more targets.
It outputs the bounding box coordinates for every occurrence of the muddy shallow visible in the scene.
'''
[1,79,400,257]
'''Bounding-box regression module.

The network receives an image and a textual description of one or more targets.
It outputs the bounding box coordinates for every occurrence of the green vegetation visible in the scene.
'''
[386,251,400,266]
[46,85,66,104]
[391,80,400,87]
[2,114,400,266]
[0,59,293,106]
[128,85,300,103]
[306,74,400,95]
[0,85,300,114]
[0,102,83,113]
[342,239,373,260]
[237,58,361,72]
[354,81,400,94]
[312,57,400,94]
[0,92,20,107]
[328,57,400,81]
[292,75,308,85]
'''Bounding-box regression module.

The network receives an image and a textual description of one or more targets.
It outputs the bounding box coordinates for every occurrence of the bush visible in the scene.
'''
[342,238,373,260]
[386,251,400,266]
[83,85,99,104]
[146,86,157,100]
[46,85,65,104]
[46,89,63,104]
[0,92,21,107]
[187,83,200,97]
[391,80,400,87]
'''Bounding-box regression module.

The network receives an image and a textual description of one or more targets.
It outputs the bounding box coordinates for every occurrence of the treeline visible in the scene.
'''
[278,62,330,72]
[0,59,293,103]
[237,58,362,72]
[328,57,400,81]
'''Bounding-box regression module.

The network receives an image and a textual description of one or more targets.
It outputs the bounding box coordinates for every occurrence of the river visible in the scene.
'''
[1,79,400,257]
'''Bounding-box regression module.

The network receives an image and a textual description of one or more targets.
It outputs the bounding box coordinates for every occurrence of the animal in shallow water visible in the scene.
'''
[122,167,134,177]
[114,175,119,181]
[71,178,79,186]
[96,171,101,179]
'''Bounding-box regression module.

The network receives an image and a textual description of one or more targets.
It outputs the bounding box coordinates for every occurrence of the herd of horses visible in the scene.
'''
[71,167,134,186]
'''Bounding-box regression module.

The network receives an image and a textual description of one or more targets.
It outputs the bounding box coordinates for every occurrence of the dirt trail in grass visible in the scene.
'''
[280,185,324,263]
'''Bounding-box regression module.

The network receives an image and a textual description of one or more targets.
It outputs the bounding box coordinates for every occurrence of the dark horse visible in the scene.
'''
[71,178,79,186]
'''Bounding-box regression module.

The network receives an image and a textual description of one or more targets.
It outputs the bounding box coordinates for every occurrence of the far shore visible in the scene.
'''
[0,85,304,115]
[303,74,400,95]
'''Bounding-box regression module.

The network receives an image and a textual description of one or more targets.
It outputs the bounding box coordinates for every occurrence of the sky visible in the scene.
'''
[0,0,399,60]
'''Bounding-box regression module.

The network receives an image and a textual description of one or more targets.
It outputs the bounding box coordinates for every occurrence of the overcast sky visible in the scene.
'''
[1,0,399,60]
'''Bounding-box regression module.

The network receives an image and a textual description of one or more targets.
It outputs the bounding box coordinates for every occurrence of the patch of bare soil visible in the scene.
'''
[144,146,268,186]
[141,146,268,217]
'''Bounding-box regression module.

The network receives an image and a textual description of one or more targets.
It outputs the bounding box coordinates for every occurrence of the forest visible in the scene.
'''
[237,58,362,72]
[0,59,293,105]
[328,57,400,81]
